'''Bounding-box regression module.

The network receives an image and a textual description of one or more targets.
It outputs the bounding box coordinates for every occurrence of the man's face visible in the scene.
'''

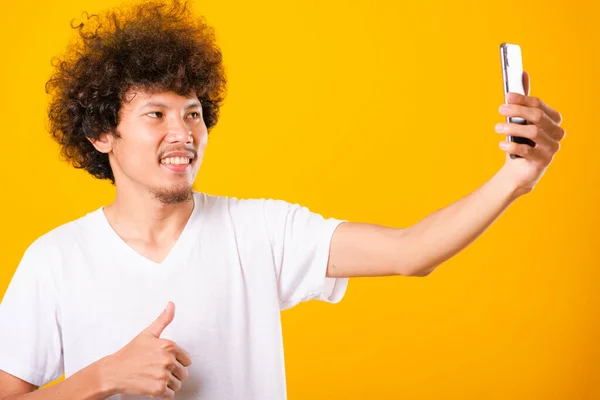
[100,89,208,204]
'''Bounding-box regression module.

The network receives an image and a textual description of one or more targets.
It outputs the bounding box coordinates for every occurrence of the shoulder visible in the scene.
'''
[195,191,294,216]
[21,208,103,262]
[195,191,290,207]
[193,191,339,232]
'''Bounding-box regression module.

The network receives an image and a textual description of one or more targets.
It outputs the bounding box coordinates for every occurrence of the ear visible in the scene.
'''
[87,131,114,154]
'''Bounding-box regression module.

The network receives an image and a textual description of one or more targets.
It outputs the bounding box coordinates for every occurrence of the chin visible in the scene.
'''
[150,183,194,205]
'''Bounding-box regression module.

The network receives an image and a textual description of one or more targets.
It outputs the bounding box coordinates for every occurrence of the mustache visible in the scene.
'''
[158,145,198,159]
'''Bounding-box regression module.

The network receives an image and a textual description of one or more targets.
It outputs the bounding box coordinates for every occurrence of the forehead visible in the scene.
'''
[123,88,200,109]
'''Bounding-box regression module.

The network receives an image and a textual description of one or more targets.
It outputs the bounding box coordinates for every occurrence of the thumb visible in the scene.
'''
[146,301,175,337]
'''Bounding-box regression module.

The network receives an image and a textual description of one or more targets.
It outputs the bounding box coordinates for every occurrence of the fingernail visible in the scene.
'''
[499,141,509,149]
[495,123,504,132]
[499,104,509,113]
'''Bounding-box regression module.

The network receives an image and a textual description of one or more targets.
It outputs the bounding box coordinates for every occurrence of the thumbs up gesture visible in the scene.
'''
[103,302,192,398]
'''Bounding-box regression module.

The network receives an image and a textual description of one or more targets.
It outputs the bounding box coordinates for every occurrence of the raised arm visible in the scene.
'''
[327,77,565,279]
[326,168,518,278]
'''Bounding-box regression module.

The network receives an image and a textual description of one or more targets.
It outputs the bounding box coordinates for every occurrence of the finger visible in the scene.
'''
[499,104,565,142]
[173,343,192,367]
[495,122,555,148]
[161,386,175,399]
[500,103,557,131]
[147,302,175,338]
[167,372,183,392]
[504,92,562,124]
[499,140,546,161]
[170,358,189,382]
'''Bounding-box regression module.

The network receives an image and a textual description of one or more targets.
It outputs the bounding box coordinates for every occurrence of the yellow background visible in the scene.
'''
[1,0,598,398]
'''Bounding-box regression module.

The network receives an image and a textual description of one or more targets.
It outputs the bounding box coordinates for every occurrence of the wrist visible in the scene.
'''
[492,167,524,203]
[94,354,122,397]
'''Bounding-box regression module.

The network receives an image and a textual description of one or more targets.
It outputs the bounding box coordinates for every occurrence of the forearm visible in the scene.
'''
[402,167,520,275]
[5,357,117,400]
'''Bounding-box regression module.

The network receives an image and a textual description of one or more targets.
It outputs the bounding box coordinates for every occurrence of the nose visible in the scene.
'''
[166,116,193,144]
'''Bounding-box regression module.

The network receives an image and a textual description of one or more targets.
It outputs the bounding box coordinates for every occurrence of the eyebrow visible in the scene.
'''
[140,101,202,110]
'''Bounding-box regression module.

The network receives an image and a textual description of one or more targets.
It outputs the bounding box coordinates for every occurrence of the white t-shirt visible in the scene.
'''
[0,191,348,399]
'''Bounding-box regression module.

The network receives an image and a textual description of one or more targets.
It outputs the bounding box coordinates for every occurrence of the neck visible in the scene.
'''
[103,183,195,243]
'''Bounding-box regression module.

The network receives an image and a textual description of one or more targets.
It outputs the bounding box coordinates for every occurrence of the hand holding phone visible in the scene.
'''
[500,43,535,159]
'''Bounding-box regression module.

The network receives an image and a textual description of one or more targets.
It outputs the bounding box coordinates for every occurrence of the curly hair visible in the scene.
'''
[45,0,226,183]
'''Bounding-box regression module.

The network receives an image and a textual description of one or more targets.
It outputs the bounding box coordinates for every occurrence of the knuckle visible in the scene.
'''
[161,355,175,368]
[181,366,190,381]
[172,378,183,391]
[526,144,535,155]
[161,339,176,350]
[505,123,517,135]
[156,369,170,381]
[520,144,532,156]
[531,109,544,124]
[560,127,566,140]
[150,382,166,397]
[529,125,540,139]
[531,96,542,108]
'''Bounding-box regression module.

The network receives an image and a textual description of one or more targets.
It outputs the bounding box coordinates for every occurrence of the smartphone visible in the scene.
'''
[500,43,535,159]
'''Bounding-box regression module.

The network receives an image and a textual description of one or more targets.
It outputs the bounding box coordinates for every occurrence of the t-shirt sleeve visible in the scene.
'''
[260,199,349,310]
[0,239,64,387]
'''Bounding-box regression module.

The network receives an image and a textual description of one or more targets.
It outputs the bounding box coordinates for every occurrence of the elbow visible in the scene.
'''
[394,262,435,277]
[412,269,434,277]
[407,266,436,277]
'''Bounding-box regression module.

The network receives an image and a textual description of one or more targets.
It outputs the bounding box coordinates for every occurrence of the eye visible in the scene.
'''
[147,111,163,118]
[187,111,201,119]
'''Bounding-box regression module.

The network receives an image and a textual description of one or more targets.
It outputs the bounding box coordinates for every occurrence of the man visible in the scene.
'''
[0,0,565,399]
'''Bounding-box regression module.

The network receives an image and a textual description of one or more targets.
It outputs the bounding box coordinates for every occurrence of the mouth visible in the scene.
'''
[160,156,193,166]
[159,155,194,173]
